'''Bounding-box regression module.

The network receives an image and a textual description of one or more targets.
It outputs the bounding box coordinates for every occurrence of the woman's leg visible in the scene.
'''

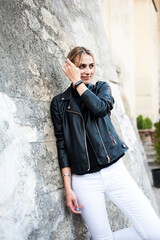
[72,172,114,240]
[113,227,142,240]
[101,159,160,240]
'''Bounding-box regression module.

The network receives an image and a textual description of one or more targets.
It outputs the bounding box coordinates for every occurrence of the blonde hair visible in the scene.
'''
[67,46,95,67]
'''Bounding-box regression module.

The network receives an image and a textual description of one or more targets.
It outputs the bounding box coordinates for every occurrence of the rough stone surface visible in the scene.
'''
[0,0,159,239]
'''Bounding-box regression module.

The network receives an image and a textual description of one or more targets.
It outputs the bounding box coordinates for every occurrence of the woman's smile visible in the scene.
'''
[77,54,95,84]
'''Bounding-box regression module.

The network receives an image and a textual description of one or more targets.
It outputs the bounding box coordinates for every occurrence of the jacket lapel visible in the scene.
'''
[60,83,95,115]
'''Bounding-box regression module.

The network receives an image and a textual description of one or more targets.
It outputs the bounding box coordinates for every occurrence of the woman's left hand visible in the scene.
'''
[62,59,81,87]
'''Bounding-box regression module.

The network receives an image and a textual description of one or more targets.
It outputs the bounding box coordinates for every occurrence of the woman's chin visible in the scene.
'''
[82,79,91,85]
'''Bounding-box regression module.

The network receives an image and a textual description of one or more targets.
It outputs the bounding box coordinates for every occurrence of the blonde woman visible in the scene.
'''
[50,47,160,240]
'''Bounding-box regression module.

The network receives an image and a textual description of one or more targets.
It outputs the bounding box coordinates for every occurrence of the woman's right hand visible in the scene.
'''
[65,189,82,214]
[62,59,81,87]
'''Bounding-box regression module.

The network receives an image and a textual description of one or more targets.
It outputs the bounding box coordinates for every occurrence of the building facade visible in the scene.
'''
[99,0,160,125]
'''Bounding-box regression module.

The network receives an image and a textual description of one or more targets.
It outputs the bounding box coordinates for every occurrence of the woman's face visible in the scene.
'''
[75,54,95,85]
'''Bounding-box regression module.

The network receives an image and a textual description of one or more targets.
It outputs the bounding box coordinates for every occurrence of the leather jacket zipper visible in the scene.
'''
[66,110,90,171]
[93,117,110,163]
[105,117,117,145]
[109,130,117,145]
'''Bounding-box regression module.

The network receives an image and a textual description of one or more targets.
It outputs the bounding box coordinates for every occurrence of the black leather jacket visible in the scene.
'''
[50,81,128,174]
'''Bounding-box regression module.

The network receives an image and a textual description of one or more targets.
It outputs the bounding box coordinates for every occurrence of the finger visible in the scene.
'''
[71,207,82,214]
[66,58,75,66]
[75,204,82,212]
[79,204,83,209]
[75,209,82,214]
[67,198,82,213]
[63,63,71,71]
[63,63,68,69]
[72,199,82,213]
[62,63,69,72]
[68,203,82,214]
[62,66,67,73]
[73,198,79,209]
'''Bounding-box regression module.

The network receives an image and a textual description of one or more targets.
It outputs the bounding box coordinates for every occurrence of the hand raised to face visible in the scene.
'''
[62,58,81,86]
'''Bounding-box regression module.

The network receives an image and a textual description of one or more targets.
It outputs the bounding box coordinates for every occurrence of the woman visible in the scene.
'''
[50,47,160,240]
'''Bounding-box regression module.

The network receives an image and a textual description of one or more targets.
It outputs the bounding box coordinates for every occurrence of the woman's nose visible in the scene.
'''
[85,66,91,73]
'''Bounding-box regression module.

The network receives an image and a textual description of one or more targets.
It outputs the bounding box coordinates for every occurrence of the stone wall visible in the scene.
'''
[0,0,159,239]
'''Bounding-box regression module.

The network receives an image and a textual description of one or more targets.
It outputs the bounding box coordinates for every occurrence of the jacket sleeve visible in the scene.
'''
[50,97,70,169]
[80,81,115,117]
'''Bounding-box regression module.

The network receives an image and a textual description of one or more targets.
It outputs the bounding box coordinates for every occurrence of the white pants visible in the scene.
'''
[72,159,160,240]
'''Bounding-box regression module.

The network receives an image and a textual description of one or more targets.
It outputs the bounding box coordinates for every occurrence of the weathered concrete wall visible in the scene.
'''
[0,0,159,239]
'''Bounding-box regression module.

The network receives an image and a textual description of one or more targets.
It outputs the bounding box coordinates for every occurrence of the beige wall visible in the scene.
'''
[134,0,159,123]
[156,0,160,111]
[99,0,135,122]
[99,0,160,125]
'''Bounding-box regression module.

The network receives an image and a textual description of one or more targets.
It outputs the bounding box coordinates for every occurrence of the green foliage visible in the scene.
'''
[154,120,160,164]
[137,115,143,129]
[143,117,152,129]
[136,115,152,129]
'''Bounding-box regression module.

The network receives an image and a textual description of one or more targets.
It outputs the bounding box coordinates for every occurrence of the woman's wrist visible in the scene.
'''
[62,173,72,177]
[76,82,88,96]
[64,183,72,194]
[72,79,81,88]
[74,80,83,89]
[62,167,72,191]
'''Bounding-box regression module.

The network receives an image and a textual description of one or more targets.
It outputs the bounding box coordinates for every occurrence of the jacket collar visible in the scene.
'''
[60,83,95,101]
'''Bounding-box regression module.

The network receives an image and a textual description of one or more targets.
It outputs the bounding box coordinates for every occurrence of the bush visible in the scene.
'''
[137,115,143,129]
[136,115,152,129]
[143,117,152,129]
[154,120,160,164]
